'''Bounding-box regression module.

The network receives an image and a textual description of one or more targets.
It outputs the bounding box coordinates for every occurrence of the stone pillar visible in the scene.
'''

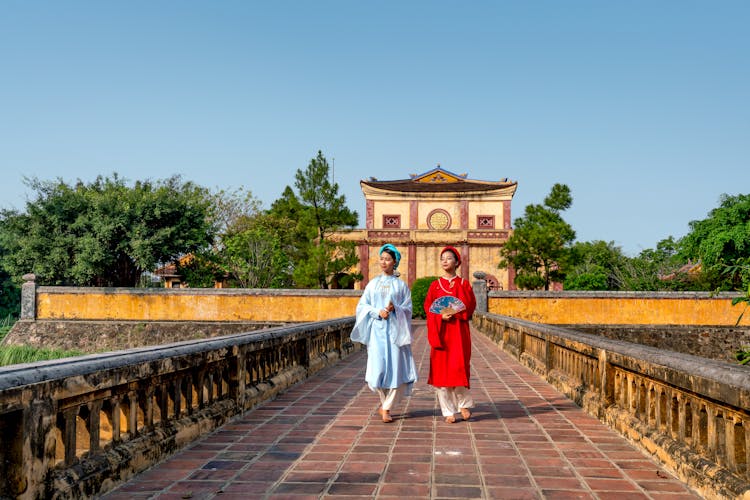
[598,349,615,407]
[20,273,36,320]
[472,272,488,314]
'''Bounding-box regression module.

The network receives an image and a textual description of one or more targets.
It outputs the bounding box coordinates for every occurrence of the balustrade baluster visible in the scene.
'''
[144,387,154,428]
[186,374,195,413]
[667,392,675,438]
[693,404,704,452]
[62,409,77,466]
[681,397,690,443]
[89,401,102,453]
[172,377,183,419]
[707,407,717,457]
[744,419,750,476]
[111,399,121,443]
[726,416,737,471]
[127,391,138,435]
[648,385,656,429]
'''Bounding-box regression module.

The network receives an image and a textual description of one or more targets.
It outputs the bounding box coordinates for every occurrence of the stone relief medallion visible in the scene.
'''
[427,209,451,230]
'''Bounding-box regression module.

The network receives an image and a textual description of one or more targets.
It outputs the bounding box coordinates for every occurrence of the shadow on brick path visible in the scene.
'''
[101,321,700,499]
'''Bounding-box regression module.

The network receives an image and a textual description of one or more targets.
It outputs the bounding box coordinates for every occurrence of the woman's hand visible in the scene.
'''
[441,311,455,321]
[379,309,390,319]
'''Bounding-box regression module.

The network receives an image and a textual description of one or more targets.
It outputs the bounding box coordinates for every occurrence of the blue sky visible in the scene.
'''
[1,1,748,256]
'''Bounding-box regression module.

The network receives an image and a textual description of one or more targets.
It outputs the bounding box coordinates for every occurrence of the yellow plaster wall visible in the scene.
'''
[413,245,505,286]
[373,200,410,228]
[36,290,361,322]
[468,202,503,229]
[469,246,508,289]
[415,246,443,279]
[34,289,749,327]
[488,295,750,326]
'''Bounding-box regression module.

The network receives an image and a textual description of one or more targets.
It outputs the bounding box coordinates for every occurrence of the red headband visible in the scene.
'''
[441,246,461,265]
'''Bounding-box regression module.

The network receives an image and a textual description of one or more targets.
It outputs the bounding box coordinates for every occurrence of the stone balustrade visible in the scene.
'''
[0,317,358,500]
[472,312,750,499]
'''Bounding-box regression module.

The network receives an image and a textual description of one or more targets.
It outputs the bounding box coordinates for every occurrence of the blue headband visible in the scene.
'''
[379,244,401,269]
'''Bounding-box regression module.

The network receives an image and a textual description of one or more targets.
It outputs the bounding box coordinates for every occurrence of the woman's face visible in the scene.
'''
[440,251,458,273]
[379,251,396,274]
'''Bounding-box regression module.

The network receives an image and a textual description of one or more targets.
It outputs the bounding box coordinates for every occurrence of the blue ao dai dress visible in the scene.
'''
[351,273,417,395]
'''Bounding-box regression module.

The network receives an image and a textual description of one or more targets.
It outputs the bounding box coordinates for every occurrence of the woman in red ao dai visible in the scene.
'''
[424,246,476,423]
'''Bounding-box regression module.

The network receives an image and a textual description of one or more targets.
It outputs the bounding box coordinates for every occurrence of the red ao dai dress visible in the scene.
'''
[424,275,477,418]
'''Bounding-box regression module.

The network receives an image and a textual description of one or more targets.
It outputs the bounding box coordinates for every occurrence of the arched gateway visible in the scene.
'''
[333,166,518,290]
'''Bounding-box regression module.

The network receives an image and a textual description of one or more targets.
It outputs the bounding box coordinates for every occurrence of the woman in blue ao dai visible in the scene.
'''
[351,244,417,423]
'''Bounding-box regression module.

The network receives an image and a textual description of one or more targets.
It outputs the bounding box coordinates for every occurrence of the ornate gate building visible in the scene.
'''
[336,166,518,290]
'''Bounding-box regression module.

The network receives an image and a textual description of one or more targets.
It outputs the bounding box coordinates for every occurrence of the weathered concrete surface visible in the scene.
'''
[570,324,750,363]
[473,312,750,500]
[0,318,359,500]
[2,320,285,352]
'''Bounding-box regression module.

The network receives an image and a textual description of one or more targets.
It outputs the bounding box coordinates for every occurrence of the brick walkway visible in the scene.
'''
[102,322,699,499]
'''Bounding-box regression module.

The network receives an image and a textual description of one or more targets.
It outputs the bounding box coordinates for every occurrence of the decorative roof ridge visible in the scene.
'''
[409,164,467,180]
[365,164,513,185]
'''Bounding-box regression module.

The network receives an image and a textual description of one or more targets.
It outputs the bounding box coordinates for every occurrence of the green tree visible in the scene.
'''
[565,240,627,290]
[267,186,310,272]
[0,174,214,287]
[680,193,750,290]
[0,264,20,320]
[499,183,576,290]
[177,189,295,289]
[221,212,293,288]
[611,237,701,291]
[203,187,264,246]
[277,151,360,289]
[176,252,226,288]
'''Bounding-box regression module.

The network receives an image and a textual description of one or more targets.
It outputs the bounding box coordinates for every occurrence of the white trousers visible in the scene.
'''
[377,385,406,411]
[435,386,474,417]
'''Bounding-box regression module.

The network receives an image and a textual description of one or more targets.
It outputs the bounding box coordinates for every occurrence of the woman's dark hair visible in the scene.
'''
[381,249,397,261]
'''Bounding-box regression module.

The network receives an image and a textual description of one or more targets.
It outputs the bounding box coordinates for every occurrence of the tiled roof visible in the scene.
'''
[361,166,516,193]
[361,178,516,192]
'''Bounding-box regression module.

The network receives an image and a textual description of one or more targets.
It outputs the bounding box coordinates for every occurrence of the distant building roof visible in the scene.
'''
[360,166,517,194]
[659,261,702,281]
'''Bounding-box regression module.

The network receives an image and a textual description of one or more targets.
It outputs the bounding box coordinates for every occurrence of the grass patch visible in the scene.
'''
[0,326,10,343]
[0,345,84,367]
[0,315,14,343]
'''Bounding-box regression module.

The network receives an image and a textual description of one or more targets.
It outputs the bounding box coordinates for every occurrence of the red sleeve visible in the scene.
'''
[452,279,476,321]
[425,282,444,349]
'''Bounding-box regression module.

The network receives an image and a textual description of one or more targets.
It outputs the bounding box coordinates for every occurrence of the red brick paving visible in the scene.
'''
[101,322,699,499]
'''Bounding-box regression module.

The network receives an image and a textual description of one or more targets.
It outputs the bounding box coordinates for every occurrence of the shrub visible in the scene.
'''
[411,276,438,319]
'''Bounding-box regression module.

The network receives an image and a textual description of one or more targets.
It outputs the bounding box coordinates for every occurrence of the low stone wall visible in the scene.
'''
[19,279,748,327]
[0,317,358,500]
[570,324,750,363]
[3,320,285,352]
[473,312,750,500]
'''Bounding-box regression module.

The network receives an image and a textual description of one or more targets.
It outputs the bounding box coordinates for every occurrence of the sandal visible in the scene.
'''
[445,415,456,424]
[378,408,393,423]
[460,408,472,421]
